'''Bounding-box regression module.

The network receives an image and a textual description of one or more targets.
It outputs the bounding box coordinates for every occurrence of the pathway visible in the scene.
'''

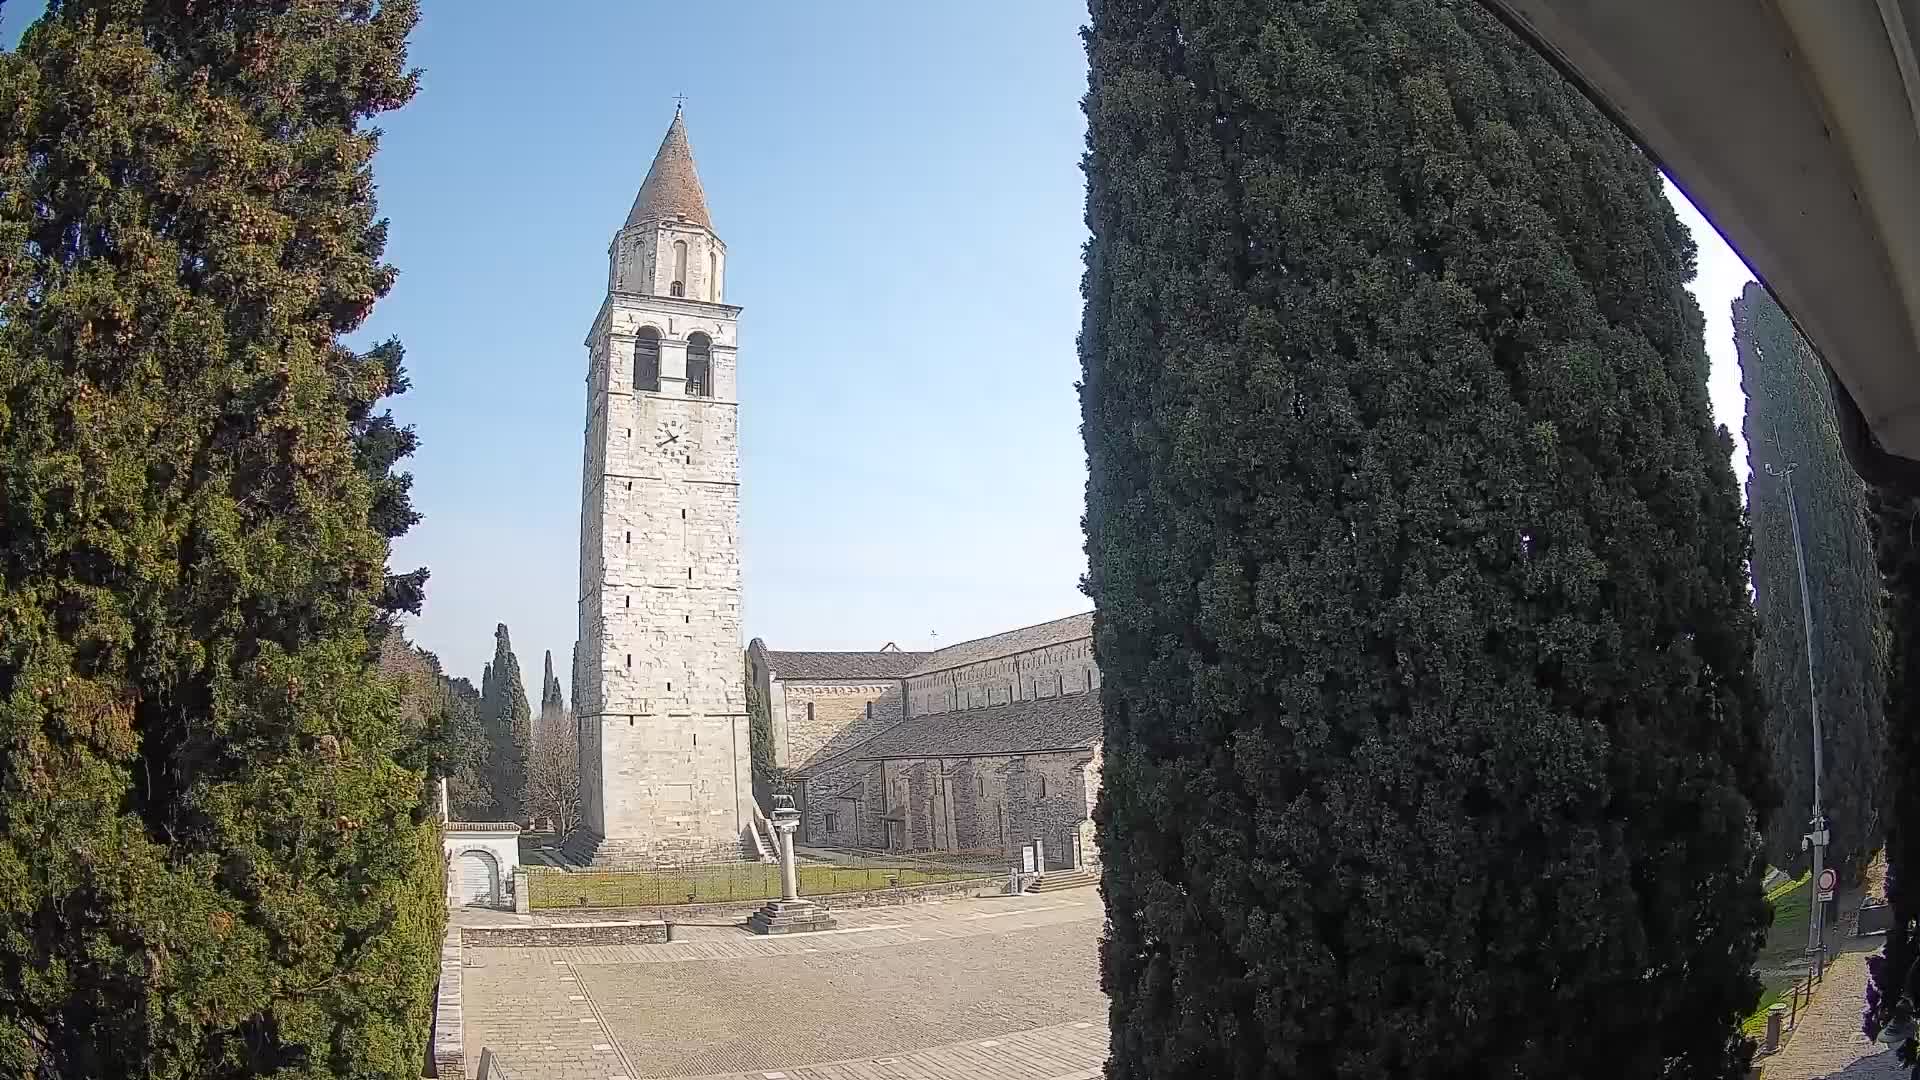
[1761,935,1905,1080]
[461,891,1107,1080]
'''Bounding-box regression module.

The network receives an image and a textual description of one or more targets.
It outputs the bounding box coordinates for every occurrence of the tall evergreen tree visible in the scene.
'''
[1736,282,1886,880]
[538,648,567,744]
[1079,2,1771,1077]
[0,2,440,1076]
[484,624,533,822]
[1866,490,1920,1063]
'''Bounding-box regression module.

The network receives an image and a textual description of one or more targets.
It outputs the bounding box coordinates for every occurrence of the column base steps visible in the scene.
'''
[747,898,837,935]
[1025,869,1098,893]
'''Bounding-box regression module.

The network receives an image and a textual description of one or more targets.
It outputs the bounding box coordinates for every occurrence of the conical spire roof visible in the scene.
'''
[625,109,712,231]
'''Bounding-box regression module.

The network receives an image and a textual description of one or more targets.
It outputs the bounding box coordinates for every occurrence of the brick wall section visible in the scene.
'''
[781,681,905,769]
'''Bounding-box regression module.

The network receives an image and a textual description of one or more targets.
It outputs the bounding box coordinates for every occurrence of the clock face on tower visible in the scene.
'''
[655,416,689,452]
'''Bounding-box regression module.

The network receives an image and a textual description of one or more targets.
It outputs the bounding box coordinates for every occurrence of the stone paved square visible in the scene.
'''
[461,893,1108,1079]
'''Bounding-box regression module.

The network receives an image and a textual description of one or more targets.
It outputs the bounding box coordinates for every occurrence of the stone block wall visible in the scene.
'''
[797,756,880,847]
[844,750,1098,867]
[463,919,672,948]
[905,637,1099,718]
[778,681,905,769]
[577,279,748,851]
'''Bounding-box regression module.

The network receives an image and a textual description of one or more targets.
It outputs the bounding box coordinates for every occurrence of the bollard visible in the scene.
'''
[1764,1003,1787,1053]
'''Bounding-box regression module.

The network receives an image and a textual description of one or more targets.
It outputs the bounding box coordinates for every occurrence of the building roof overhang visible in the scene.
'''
[1480,0,1920,489]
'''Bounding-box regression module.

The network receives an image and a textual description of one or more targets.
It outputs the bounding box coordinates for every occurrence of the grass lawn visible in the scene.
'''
[527,862,988,910]
[1743,872,1814,1036]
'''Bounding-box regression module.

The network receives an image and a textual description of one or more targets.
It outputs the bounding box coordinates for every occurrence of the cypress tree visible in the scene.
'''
[538,649,566,743]
[1079,2,1770,1077]
[1867,490,1920,1057]
[485,624,533,822]
[1736,282,1885,880]
[0,2,440,1076]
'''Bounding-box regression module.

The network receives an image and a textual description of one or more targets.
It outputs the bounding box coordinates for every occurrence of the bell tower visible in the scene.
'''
[570,108,750,865]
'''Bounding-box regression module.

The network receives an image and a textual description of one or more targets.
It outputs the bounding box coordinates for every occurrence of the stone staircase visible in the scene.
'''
[745,806,778,864]
[1024,868,1099,894]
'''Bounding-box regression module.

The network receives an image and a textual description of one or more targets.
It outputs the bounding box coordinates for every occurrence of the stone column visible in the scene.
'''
[774,804,800,902]
[748,795,835,935]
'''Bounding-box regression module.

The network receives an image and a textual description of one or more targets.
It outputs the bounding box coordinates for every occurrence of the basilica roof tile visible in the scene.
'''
[853,691,1102,761]
[625,109,712,231]
[906,612,1094,676]
[763,650,928,681]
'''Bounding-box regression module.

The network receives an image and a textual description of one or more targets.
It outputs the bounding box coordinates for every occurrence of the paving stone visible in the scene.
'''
[462,895,1106,1079]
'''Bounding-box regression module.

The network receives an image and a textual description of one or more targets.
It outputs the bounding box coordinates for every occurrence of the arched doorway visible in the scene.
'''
[457,849,501,908]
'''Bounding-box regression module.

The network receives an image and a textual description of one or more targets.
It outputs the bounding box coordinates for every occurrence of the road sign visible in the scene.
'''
[1817,868,1837,902]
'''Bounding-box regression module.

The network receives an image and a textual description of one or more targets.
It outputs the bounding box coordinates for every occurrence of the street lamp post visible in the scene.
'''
[1765,460,1829,979]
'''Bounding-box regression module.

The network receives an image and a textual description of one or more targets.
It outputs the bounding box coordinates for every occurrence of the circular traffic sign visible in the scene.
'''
[1818,868,1838,893]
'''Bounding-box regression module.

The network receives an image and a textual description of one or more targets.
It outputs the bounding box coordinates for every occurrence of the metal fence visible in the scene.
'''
[523,860,990,910]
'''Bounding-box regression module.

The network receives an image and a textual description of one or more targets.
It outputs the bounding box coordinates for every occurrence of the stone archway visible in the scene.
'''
[456,848,501,908]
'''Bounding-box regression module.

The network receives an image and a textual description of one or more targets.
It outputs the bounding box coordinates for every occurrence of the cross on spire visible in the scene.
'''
[673,92,688,115]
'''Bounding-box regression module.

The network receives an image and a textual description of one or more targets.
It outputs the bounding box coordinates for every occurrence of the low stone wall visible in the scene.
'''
[464,919,673,948]
[430,926,462,1078]
[472,875,996,934]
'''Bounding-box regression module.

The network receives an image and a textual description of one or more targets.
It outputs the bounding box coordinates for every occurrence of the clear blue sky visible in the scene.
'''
[2,2,1755,697]
[364,1,1100,691]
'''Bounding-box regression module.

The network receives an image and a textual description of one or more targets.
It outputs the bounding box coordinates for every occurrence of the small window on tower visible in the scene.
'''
[686,333,712,398]
[625,595,630,608]
[634,327,661,392]
[672,240,687,296]
[708,251,719,301]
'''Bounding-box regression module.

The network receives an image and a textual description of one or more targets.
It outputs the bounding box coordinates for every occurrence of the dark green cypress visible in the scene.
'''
[485,624,533,822]
[1736,282,1885,881]
[1079,2,1770,1076]
[0,1,439,1075]
[1866,490,1920,1056]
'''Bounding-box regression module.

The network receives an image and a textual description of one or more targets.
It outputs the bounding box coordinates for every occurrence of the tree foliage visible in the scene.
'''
[0,1,440,1075]
[1736,282,1886,879]
[526,649,575,831]
[1079,2,1771,1077]
[537,649,568,747]
[1866,491,1920,1064]
[380,631,488,821]
[480,623,532,823]
[525,723,580,837]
